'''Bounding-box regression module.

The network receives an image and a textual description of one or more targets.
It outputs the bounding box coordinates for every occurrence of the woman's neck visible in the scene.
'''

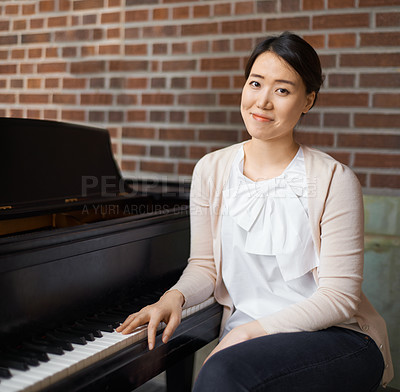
[243,138,299,181]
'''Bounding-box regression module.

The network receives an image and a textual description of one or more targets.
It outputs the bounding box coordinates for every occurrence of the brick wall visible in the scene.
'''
[0,0,399,195]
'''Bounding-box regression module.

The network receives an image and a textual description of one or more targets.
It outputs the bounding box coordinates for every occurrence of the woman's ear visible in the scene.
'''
[303,91,316,114]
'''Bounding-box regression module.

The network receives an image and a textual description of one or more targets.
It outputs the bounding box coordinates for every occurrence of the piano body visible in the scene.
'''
[0,118,222,392]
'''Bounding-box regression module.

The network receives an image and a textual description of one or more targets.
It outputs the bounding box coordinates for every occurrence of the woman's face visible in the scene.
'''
[241,51,315,143]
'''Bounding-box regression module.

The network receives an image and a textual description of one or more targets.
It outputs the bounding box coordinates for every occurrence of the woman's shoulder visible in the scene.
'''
[195,142,244,171]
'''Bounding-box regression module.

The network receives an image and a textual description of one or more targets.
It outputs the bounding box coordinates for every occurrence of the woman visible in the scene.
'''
[117,32,393,391]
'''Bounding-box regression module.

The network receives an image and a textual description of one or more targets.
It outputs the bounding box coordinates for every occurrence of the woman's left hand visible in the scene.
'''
[205,320,266,363]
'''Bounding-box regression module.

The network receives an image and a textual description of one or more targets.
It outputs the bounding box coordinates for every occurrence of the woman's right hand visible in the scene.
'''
[116,289,185,350]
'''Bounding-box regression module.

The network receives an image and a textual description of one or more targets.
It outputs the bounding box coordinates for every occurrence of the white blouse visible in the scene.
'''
[221,146,319,336]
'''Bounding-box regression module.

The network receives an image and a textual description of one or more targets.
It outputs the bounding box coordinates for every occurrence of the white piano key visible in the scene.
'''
[2,297,216,392]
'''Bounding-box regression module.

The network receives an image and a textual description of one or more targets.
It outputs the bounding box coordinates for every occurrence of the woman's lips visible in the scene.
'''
[251,113,273,122]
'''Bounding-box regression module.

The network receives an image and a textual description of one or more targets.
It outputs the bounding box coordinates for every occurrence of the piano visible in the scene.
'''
[0,118,222,392]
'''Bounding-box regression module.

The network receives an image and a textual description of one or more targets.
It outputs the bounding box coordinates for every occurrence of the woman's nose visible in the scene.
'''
[256,92,273,110]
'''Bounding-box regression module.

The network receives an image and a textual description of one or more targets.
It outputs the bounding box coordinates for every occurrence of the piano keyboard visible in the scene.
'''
[0,297,216,392]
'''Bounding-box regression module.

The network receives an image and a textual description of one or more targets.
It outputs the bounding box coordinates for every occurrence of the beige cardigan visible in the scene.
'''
[170,142,393,386]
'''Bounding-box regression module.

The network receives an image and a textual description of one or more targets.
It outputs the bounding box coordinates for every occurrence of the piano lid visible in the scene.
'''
[0,117,127,218]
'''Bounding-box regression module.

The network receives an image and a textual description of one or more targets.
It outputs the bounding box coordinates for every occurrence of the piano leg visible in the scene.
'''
[166,353,194,392]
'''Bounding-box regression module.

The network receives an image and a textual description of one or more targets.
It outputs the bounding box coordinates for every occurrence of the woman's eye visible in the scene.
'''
[249,81,260,88]
[276,88,289,95]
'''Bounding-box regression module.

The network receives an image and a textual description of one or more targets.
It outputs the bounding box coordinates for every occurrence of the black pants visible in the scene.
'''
[193,327,384,392]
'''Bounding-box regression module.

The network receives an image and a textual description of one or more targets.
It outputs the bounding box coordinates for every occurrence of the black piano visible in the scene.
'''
[0,118,222,392]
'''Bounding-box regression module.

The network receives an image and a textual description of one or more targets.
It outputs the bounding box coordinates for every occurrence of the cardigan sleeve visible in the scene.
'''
[168,157,218,309]
[257,164,364,334]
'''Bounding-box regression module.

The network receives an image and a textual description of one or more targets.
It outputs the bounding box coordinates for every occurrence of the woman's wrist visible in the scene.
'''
[162,289,185,307]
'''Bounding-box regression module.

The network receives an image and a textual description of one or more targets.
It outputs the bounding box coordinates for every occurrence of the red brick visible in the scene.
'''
[303,0,324,9]
[37,62,66,73]
[141,161,174,174]
[201,57,240,71]
[0,94,16,103]
[0,35,18,45]
[125,28,140,39]
[329,33,356,47]
[281,0,300,12]
[27,79,41,89]
[313,13,369,29]
[298,113,321,127]
[173,6,189,19]
[44,110,58,120]
[21,33,51,44]
[341,53,400,67]
[81,94,113,105]
[159,128,195,140]
[48,16,68,28]
[189,111,206,123]
[234,2,254,14]
[153,8,169,20]
[127,110,146,121]
[30,19,44,29]
[9,109,24,117]
[73,0,104,10]
[376,12,400,27]
[117,94,137,105]
[45,48,58,58]
[59,0,71,11]
[338,133,400,149]
[123,145,147,155]
[102,12,121,23]
[211,76,230,89]
[318,93,368,107]
[328,0,354,7]
[267,16,309,30]
[194,5,210,17]
[182,23,218,36]
[63,78,86,88]
[359,0,400,6]
[0,64,16,74]
[162,60,196,72]
[5,5,19,14]
[99,45,120,55]
[142,94,174,105]
[11,79,23,88]
[20,94,49,104]
[354,153,400,168]
[122,127,155,139]
[39,0,54,12]
[178,162,195,176]
[170,146,186,158]
[360,73,400,87]
[328,73,355,87]
[62,110,85,121]
[45,78,59,88]
[125,10,148,22]
[11,49,25,59]
[27,110,41,119]
[325,151,351,165]
[13,20,27,30]
[23,4,36,14]
[192,41,209,53]
[370,174,400,189]
[234,38,253,51]
[20,64,35,73]
[324,113,350,127]
[190,146,207,159]
[199,129,238,142]
[303,34,325,49]
[121,161,136,172]
[81,46,96,57]
[360,32,400,47]
[143,25,177,38]
[373,94,400,108]
[125,44,147,56]
[293,132,334,146]
[214,3,231,16]
[126,78,147,89]
[172,43,187,54]
[0,21,9,31]
[107,28,120,39]
[257,0,277,12]
[355,114,400,128]
[220,93,241,106]
[53,94,76,104]
[178,93,216,106]
[222,19,262,34]
[69,61,104,74]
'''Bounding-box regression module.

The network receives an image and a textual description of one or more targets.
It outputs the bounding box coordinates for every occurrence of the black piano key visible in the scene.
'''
[49,331,86,345]
[0,358,29,371]
[1,351,39,367]
[0,367,12,379]
[74,323,103,338]
[44,334,74,351]
[79,320,114,333]
[8,347,49,363]
[23,341,64,355]
[60,327,95,342]
[92,316,120,328]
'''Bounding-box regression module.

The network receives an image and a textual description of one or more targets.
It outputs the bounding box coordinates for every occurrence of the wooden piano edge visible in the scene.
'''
[44,302,223,392]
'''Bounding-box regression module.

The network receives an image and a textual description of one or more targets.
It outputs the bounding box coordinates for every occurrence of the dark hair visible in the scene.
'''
[245,32,323,110]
